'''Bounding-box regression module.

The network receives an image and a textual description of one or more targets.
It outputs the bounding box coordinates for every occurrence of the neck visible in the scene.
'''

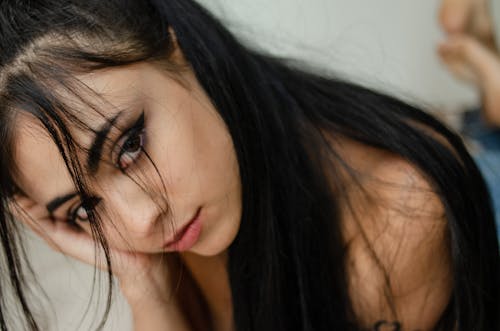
[180,251,234,331]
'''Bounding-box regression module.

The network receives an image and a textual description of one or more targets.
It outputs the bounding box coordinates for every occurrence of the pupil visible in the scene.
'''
[124,135,141,152]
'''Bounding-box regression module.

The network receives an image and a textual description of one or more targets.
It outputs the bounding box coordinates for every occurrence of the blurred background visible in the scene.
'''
[25,0,499,330]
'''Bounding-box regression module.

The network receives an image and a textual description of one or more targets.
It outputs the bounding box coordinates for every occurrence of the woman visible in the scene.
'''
[0,1,498,330]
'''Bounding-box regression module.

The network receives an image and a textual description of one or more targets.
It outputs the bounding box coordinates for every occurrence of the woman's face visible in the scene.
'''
[13,62,242,257]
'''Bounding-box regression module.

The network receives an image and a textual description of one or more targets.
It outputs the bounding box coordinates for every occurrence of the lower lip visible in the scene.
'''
[164,208,203,251]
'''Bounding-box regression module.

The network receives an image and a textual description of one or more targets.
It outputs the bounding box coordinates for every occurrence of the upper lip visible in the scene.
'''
[163,207,201,247]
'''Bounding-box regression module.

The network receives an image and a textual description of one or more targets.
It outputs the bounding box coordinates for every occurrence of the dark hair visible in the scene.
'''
[0,1,498,330]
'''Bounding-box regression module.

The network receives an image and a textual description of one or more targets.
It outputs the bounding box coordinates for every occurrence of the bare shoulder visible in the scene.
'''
[334,137,452,331]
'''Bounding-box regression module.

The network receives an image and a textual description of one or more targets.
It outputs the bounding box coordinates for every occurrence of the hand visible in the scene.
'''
[439,0,496,46]
[10,194,176,305]
[438,0,500,126]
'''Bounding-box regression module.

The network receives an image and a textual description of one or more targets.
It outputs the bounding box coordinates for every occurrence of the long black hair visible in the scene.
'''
[0,1,498,330]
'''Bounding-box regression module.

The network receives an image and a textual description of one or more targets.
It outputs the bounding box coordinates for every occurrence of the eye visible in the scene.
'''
[113,112,145,171]
[116,129,145,170]
[68,197,101,224]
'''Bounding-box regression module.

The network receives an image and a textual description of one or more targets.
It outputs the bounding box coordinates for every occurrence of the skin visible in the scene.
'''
[11,32,457,331]
[15,62,242,256]
[13,59,241,330]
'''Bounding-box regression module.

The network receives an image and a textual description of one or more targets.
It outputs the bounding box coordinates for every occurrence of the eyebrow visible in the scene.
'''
[46,192,78,214]
[87,111,123,174]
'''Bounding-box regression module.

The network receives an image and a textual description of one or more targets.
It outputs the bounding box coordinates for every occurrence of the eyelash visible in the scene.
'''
[67,113,146,224]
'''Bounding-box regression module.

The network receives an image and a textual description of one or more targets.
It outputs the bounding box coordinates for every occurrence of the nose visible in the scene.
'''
[100,180,163,238]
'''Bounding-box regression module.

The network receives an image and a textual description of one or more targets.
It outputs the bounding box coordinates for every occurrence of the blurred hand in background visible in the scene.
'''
[438,0,500,126]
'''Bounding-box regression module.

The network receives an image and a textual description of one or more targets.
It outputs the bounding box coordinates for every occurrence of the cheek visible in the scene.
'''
[142,101,217,191]
[153,117,238,204]
[75,218,133,249]
[141,67,240,202]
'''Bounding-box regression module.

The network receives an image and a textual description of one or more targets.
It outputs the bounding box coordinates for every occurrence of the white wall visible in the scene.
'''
[198,0,499,114]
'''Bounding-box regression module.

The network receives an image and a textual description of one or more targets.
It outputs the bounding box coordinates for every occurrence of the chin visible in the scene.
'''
[190,215,241,257]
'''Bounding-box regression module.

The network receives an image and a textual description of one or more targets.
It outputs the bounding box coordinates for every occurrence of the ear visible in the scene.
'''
[168,27,188,65]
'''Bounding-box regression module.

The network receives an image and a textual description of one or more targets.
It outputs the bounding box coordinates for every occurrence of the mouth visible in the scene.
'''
[163,207,203,251]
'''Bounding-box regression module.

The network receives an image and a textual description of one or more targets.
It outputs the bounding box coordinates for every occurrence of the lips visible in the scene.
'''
[164,207,201,251]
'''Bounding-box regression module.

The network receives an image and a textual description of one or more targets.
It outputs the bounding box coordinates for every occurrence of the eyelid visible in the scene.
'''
[67,200,83,222]
[48,196,77,221]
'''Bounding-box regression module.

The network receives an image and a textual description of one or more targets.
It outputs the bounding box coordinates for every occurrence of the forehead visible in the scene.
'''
[13,65,147,204]
[57,65,144,124]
